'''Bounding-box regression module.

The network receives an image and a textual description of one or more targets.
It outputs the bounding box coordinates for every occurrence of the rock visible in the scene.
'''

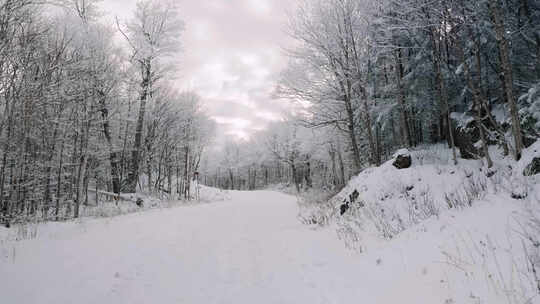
[454,127,480,159]
[511,192,528,200]
[135,198,144,207]
[349,189,359,203]
[524,157,540,176]
[340,200,350,216]
[451,114,481,159]
[392,149,411,169]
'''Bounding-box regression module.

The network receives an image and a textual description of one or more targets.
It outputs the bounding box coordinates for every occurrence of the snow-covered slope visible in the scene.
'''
[61,182,231,221]
[303,144,539,240]
[298,142,540,303]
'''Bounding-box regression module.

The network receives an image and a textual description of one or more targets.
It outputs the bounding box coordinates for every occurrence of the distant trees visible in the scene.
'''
[200,122,350,193]
[0,0,214,226]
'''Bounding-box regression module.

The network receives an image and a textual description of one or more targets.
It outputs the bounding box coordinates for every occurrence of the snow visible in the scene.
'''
[193,181,231,202]
[301,144,540,302]
[0,186,537,303]
[63,183,229,221]
[393,148,410,157]
[1,145,539,303]
[516,140,540,176]
[450,111,474,127]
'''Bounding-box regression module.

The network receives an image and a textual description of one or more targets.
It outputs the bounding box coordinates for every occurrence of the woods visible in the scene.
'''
[0,0,214,226]
[200,0,540,193]
[0,1,539,302]
[0,0,539,224]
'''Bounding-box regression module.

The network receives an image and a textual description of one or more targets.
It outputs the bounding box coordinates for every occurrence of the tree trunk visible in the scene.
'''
[361,88,378,165]
[428,22,458,165]
[475,40,509,156]
[394,49,412,148]
[228,168,234,191]
[291,163,300,193]
[98,92,121,195]
[184,146,190,198]
[489,0,523,160]
[337,141,346,186]
[344,96,362,172]
[304,161,312,188]
[329,145,338,187]
[74,134,89,219]
[128,59,151,192]
[176,151,181,196]
[0,96,15,225]
[55,138,65,221]
[457,42,493,168]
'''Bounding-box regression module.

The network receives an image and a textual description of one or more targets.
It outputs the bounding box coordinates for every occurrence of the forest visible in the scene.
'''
[1,1,540,303]
[0,0,539,226]
[0,0,215,224]
[201,0,540,194]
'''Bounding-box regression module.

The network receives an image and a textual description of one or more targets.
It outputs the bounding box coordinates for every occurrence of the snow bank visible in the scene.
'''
[195,183,231,203]
[299,143,540,248]
[516,140,540,176]
[297,142,540,302]
[326,145,492,241]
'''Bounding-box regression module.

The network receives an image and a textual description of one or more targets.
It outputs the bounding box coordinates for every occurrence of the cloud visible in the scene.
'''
[100,0,297,140]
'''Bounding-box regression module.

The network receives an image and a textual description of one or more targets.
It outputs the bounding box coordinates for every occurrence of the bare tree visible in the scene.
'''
[117,0,184,193]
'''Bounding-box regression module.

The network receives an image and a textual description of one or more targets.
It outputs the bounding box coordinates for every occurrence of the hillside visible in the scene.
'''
[297,141,540,303]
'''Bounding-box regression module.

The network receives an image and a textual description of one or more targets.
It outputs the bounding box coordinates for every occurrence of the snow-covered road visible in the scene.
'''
[0,190,519,303]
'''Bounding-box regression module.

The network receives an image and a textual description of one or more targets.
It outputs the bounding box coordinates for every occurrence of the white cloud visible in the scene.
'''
[100,0,297,140]
[246,0,271,14]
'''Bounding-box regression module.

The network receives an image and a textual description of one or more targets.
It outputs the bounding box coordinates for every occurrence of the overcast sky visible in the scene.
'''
[101,0,296,140]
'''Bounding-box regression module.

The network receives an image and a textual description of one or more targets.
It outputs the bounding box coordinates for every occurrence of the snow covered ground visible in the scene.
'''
[1,186,537,303]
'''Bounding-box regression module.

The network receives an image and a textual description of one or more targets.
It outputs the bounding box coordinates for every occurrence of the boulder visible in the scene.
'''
[451,113,481,159]
[392,149,411,169]
[524,157,540,176]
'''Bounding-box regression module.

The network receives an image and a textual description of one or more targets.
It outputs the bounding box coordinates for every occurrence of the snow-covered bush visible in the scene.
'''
[296,188,339,227]
[444,173,487,209]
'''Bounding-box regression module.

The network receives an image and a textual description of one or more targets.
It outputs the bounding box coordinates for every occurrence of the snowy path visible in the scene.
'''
[0,190,518,303]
